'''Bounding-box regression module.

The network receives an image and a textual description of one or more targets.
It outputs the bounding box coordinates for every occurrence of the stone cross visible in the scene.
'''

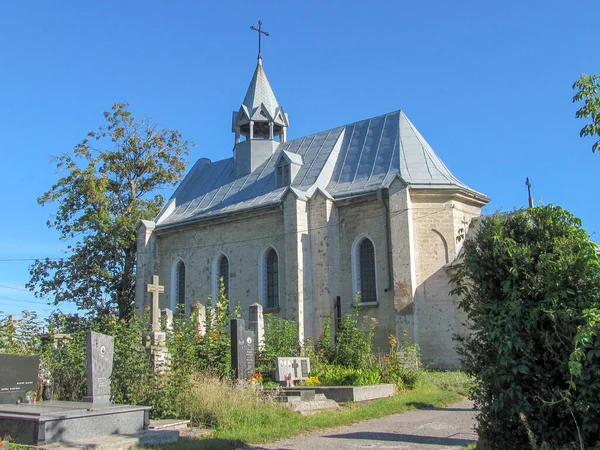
[249,303,265,351]
[146,275,164,333]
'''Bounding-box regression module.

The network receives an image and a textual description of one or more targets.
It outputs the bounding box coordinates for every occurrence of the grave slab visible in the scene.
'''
[0,401,151,446]
[282,384,396,402]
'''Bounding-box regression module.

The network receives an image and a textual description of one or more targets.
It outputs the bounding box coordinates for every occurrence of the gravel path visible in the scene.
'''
[249,399,477,450]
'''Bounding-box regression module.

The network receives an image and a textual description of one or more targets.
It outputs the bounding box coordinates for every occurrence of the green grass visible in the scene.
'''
[144,371,473,450]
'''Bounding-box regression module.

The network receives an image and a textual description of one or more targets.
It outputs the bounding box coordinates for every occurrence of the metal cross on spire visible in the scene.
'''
[525,177,534,208]
[250,20,269,60]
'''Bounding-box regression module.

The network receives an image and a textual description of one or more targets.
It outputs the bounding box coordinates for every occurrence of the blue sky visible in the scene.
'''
[0,1,598,319]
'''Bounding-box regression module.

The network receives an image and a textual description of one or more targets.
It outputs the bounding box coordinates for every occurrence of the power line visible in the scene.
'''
[0,258,65,262]
[0,295,50,305]
[0,284,29,292]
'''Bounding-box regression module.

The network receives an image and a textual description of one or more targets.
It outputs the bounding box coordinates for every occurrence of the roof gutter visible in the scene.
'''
[377,188,393,293]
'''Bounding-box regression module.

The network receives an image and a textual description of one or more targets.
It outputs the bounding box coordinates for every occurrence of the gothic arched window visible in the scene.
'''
[217,254,230,301]
[174,259,186,311]
[352,235,377,303]
[262,248,279,309]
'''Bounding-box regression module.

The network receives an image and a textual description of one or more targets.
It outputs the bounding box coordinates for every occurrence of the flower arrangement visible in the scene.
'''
[40,367,51,386]
[249,372,263,384]
[305,376,320,386]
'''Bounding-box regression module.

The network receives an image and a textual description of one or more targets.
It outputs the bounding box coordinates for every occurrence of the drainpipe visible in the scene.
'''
[377,188,393,292]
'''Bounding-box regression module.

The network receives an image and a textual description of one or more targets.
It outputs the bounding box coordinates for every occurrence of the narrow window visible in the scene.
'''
[265,248,279,309]
[175,260,186,310]
[277,160,291,188]
[218,254,230,301]
[358,238,376,303]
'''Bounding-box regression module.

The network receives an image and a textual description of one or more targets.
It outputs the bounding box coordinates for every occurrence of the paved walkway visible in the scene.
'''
[250,399,478,450]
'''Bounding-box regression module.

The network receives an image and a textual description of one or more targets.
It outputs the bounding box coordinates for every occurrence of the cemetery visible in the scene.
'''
[0,277,436,447]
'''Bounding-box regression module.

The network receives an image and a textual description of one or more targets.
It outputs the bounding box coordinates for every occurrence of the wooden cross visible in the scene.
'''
[250,20,269,59]
[291,360,299,379]
[146,275,164,333]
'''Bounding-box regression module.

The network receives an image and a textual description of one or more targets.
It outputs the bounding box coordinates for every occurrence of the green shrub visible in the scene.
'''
[380,333,422,390]
[452,206,600,449]
[334,304,376,369]
[315,365,381,386]
[258,315,301,378]
[315,304,377,370]
[262,315,300,360]
[198,279,233,378]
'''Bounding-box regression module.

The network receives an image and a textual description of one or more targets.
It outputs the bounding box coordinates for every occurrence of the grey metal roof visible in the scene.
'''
[241,59,280,119]
[156,110,488,228]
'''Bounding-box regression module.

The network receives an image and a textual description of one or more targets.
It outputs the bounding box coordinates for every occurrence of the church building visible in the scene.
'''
[135,46,489,368]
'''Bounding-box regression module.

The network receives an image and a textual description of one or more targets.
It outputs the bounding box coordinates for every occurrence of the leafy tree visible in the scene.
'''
[262,314,301,362]
[28,103,192,318]
[0,311,43,355]
[573,73,600,153]
[452,206,600,449]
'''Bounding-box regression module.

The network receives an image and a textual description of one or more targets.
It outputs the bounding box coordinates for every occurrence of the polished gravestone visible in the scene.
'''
[231,319,255,381]
[0,354,39,404]
[0,332,151,446]
[83,331,114,403]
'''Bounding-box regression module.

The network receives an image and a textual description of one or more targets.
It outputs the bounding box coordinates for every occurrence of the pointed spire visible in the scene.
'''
[241,58,280,119]
[232,58,289,143]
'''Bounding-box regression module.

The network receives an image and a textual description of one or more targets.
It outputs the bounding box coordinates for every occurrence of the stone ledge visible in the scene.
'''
[289,384,396,402]
[32,429,179,449]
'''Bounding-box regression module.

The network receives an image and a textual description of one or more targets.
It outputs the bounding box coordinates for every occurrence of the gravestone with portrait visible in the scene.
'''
[83,331,114,403]
[231,319,255,381]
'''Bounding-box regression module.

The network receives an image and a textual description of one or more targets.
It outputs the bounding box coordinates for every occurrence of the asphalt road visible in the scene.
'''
[250,399,478,450]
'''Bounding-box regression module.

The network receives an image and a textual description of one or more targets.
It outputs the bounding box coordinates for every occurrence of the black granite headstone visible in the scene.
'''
[0,354,40,404]
[230,319,255,381]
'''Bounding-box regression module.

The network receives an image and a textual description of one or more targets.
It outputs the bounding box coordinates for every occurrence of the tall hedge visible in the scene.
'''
[452,206,600,449]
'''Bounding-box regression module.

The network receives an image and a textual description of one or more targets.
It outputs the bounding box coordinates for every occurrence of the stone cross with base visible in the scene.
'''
[145,275,170,372]
[146,275,164,333]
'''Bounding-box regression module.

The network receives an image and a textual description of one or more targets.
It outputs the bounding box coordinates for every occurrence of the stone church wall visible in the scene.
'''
[152,208,286,322]
[335,195,397,352]
[411,194,482,368]
[137,187,483,370]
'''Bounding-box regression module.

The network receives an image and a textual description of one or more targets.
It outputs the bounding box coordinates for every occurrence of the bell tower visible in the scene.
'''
[232,21,289,177]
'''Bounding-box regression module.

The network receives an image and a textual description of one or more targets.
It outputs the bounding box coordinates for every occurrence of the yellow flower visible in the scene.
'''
[306,376,320,386]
